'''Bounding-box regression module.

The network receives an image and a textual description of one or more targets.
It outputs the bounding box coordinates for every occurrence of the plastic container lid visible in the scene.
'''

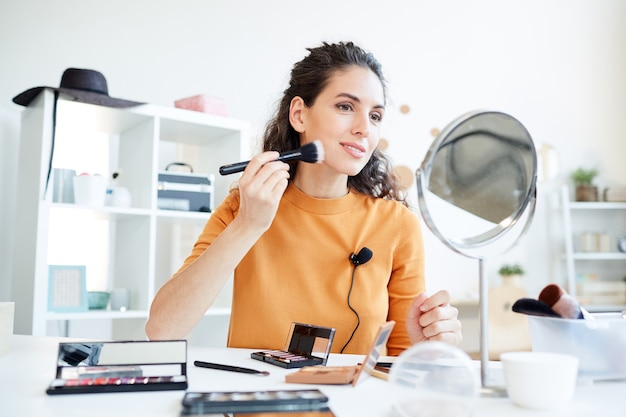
[388,341,480,417]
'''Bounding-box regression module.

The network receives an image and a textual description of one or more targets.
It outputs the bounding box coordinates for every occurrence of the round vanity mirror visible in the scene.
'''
[416,110,537,258]
[415,110,538,394]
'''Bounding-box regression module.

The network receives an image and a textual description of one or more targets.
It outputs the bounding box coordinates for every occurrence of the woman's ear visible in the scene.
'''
[289,96,306,133]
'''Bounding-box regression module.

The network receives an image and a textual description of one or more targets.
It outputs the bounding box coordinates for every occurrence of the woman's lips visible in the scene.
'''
[341,142,367,158]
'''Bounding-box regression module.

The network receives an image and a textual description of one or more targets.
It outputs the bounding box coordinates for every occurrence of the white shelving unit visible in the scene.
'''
[12,90,249,340]
[561,186,626,312]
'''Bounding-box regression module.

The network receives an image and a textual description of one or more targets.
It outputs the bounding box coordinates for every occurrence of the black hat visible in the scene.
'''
[12,68,143,108]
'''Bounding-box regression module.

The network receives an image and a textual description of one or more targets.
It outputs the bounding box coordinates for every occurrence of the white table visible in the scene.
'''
[1,335,625,416]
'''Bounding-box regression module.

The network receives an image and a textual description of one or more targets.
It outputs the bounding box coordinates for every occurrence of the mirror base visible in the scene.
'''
[480,385,508,398]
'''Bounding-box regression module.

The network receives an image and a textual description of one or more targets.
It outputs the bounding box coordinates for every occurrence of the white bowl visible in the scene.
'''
[500,351,578,411]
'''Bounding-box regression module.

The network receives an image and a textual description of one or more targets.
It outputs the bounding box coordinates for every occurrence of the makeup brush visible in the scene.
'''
[538,283,592,320]
[512,297,561,318]
[219,140,324,175]
[194,360,270,376]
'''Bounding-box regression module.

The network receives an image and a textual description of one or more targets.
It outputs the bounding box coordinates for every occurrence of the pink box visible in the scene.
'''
[174,94,228,116]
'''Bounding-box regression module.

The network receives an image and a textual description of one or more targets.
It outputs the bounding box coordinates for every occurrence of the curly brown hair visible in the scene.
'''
[261,41,408,206]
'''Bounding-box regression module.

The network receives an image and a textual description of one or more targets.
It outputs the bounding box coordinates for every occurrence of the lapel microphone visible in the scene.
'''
[342,247,373,353]
[350,247,373,266]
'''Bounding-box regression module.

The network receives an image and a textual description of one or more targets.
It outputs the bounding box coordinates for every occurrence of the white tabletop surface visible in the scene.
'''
[1,335,625,417]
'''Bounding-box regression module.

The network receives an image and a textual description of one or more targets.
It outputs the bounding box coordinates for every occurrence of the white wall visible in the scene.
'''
[1,0,625,318]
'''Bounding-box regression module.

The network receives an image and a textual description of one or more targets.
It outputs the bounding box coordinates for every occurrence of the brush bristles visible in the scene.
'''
[301,140,324,163]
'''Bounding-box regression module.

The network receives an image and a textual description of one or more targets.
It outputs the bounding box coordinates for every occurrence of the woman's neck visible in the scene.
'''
[292,164,349,199]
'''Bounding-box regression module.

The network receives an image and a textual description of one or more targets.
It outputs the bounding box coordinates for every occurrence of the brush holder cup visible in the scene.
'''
[528,312,626,382]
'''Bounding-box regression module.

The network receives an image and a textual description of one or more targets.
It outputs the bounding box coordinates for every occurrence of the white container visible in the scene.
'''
[73,175,106,206]
[110,288,131,311]
[51,168,76,203]
[527,313,626,381]
[500,351,578,410]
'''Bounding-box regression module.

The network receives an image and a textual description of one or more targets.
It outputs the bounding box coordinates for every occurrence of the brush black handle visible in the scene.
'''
[219,150,304,175]
[193,360,268,375]
[219,160,251,175]
[511,298,560,317]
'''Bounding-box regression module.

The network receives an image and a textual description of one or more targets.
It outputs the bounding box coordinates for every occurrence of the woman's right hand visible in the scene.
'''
[235,151,290,233]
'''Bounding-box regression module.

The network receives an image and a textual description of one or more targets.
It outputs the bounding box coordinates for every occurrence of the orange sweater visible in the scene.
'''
[176,183,425,355]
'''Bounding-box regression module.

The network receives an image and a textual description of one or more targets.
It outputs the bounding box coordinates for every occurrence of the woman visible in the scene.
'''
[146,41,462,355]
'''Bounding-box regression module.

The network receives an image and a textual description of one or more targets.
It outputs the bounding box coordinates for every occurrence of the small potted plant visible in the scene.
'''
[571,167,599,201]
[498,264,525,287]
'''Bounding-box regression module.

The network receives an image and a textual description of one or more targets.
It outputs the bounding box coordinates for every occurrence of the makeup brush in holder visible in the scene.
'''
[512,283,592,320]
[538,284,592,320]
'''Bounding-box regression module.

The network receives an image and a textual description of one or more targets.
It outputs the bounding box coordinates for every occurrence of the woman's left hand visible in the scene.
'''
[406,289,463,346]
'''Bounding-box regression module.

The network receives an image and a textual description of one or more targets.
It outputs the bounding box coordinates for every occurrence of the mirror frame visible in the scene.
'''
[416,109,538,258]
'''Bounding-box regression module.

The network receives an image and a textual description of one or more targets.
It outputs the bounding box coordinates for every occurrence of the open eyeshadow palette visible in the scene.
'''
[46,340,188,395]
[251,322,336,369]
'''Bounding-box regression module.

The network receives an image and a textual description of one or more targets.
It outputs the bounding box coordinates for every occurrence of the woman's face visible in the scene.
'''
[293,66,385,177]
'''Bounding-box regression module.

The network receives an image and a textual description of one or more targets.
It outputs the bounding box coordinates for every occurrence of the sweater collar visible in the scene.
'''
[283,182,361,215]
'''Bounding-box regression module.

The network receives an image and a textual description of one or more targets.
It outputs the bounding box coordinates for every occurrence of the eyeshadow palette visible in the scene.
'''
[181,389,330,414]
[251,322,336,369]
[251,349,325,368]
[46,340,188,395]
[47,375,188,394]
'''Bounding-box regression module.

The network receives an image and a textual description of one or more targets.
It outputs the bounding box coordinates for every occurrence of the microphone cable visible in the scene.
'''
[340,247,373,354]
[340,264,361,353]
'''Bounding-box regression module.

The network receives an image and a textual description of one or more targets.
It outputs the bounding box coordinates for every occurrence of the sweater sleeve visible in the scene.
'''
[386,207,426,356]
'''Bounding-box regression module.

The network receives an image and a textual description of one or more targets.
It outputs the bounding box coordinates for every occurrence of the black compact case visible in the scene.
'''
[181,389,331,415]
[251,322,336,369]
[46,340,188,395]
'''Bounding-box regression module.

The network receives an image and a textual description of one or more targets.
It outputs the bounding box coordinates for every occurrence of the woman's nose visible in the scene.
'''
[352,112,370,137]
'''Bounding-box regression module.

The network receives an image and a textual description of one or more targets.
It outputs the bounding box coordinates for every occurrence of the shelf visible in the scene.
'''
[12,90,248,339]
[155,209,212,222]
[205,307,231,317]
[51,202,153,218]
[51,203,214,222]
[569,201,626,210]
[572,252,626,260]
[46,310,149,321]
[45,307,231,321]
[560,185,626,299]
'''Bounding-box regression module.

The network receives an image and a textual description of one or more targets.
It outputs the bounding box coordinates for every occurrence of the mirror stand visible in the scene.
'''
[478,258,507,397]
[414,110,538,398]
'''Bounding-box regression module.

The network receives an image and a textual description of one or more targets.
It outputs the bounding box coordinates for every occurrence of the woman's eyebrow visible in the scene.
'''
[336,92,385,110]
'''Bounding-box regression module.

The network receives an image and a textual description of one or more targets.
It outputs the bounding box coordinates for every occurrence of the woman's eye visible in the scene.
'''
[337,103,353,112]
[370,112,383,122]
